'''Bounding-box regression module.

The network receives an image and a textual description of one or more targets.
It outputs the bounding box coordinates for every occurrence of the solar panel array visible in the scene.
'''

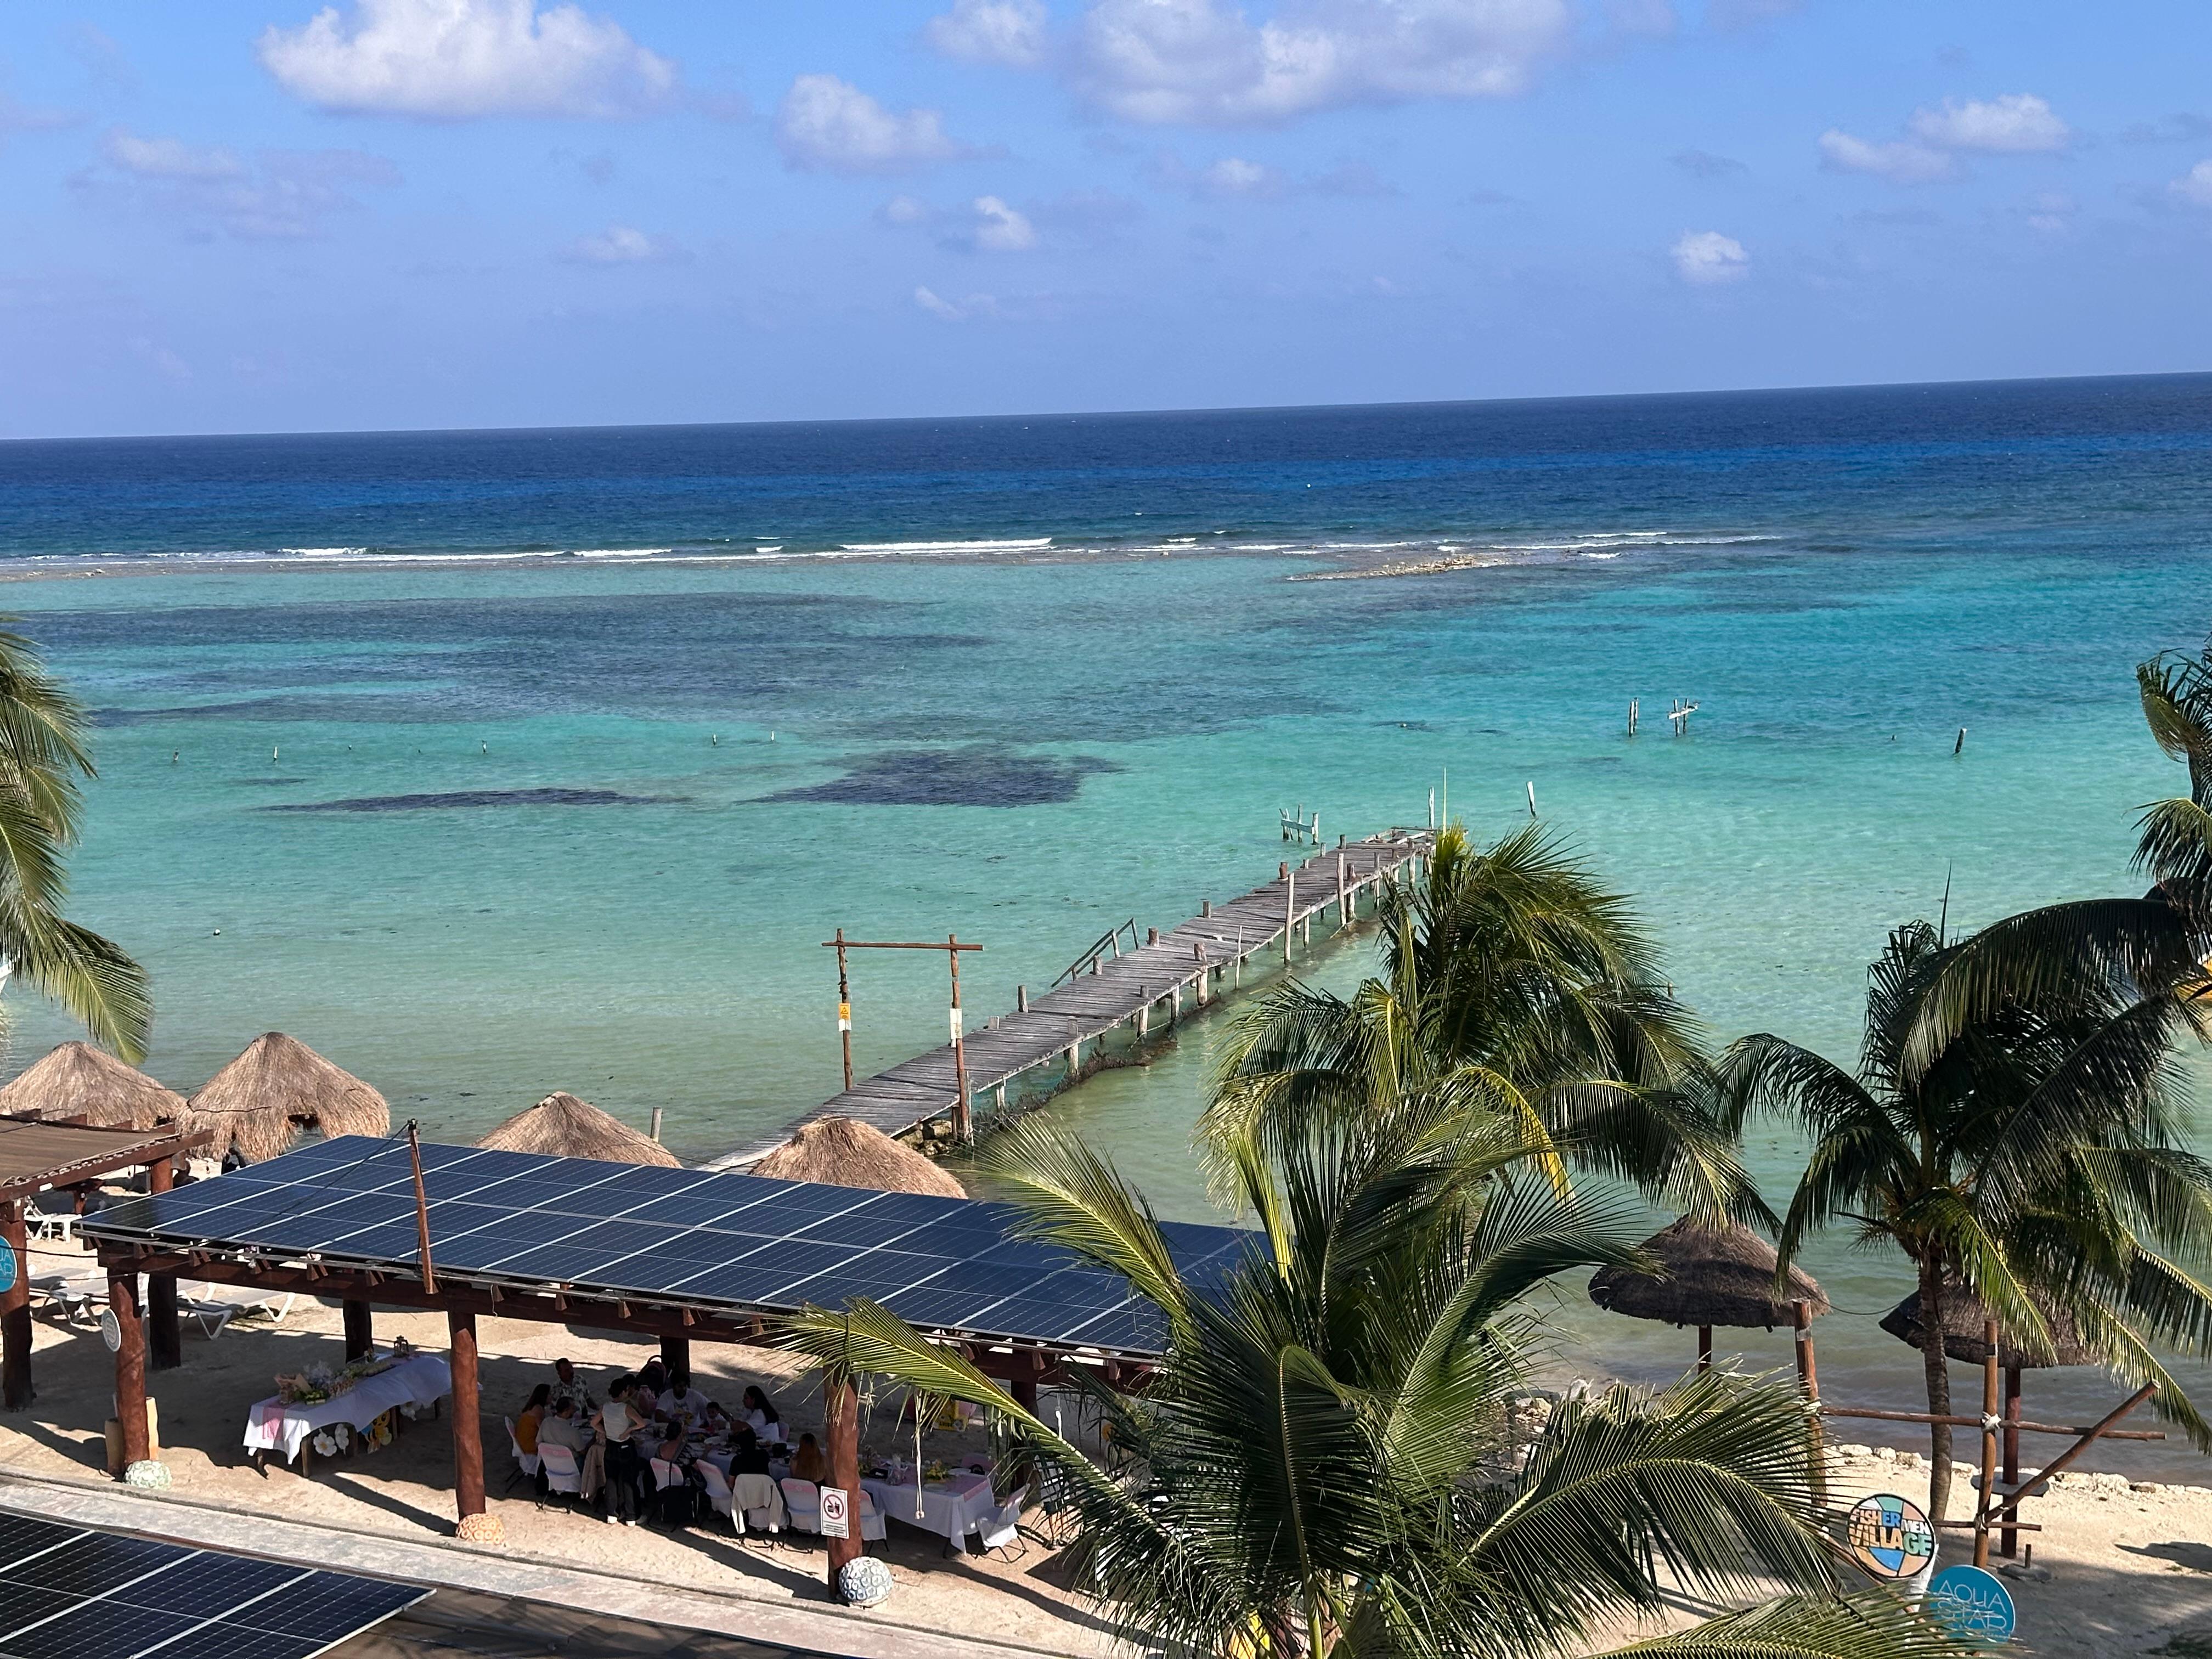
[0,1514,425,1659]
[85,1136,1253,1356]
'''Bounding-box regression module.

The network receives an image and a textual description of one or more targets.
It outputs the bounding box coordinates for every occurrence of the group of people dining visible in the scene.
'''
[511,1354,830,1526]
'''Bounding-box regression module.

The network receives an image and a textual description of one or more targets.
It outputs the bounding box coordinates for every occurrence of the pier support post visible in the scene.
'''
[1194,944,1208,1005]
[1338,855,1347,928]
[1284,873,1295,964]
[1138,999,1149,1038]
[1017,984,1027,1014]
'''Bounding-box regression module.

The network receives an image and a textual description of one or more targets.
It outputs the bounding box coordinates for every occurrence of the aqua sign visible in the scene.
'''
[1926,1564,2016,1645]
[0,1245,13,1295]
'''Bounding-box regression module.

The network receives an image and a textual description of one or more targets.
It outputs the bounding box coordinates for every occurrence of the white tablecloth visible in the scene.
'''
[242,1355,452,1463]
[861,1471,995,1542]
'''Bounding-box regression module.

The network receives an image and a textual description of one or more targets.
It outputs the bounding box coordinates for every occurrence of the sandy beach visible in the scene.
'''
[3,1232,2208,1658]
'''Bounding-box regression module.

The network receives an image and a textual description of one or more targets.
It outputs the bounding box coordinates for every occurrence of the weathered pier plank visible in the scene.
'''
[706,828,1434,1169]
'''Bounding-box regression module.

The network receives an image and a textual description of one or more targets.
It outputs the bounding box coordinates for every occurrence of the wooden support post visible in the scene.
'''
[110,1269,150,1471]
[147,1158,180,1373]
[1017,984,1028,1014]
[2001,1365,2023,1558]
[1338,854,1347,926]
[825,1375,861,1593]
[1,1203,28,1409]
[1974,1319,2000,1567]
[949,934,971,1143]
[1697,1324,1713,1374]
[661,1335,691,1378]
[1194,943,1208,1005]
[1284,871,1295,963]
[449,1310,498,1541]
[1793,1300,1823,1504]
[343,1299,375,1363]
[1138,997,1149,1038]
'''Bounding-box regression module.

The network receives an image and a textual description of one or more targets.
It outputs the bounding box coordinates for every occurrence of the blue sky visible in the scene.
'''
[4,0,2210,437]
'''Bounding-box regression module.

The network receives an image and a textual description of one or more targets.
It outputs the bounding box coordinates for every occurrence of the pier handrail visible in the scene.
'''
[1054,919,1141,986]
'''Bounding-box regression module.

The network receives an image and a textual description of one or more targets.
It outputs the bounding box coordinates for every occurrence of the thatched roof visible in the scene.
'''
[0,1042,185,1131]
[748,1115,966,1199]
[185,1033,389,1164]
[1880,1283,2096,1369]
[1589,1217,1829,1330]
[478,1092,678,1166]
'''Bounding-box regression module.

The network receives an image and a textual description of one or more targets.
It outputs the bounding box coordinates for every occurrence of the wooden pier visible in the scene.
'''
[707,828,1434,1167]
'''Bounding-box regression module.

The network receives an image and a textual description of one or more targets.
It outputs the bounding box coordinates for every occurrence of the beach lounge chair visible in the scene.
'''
[778,1477,821,1535]
[42,1273,106,1325]
[539,1443,582,1502]
[504,1419,539,1489]
[978,1485,1029,1561]
[176,1294,236,1340]
[182,1282,295,1325]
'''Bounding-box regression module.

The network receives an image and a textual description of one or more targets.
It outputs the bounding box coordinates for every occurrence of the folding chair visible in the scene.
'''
[695,1462,738,1535]
[778,1477,821,1536]
[732,1470,785,1542]
[539,1443,582,1505]
[504,1419,540,1491]
[979,1485,1030,1561]
[648,1457,695,1527]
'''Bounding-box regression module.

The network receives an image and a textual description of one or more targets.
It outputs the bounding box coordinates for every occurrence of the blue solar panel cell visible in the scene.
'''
[8,1536,177,1594]
[12,1602,200,1659]
[0,1582,77,1633]
[109,1557,302,1620]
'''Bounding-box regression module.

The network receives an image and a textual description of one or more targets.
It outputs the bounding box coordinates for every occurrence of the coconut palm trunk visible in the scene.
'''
[1917,1259,1954,1520]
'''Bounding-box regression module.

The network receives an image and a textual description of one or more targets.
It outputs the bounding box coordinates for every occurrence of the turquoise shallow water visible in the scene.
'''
[8,377,2212,1472]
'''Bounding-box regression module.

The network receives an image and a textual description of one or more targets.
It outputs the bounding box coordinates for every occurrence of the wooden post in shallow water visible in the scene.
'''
[1284,871,1295,964]
[833,929,854,1093]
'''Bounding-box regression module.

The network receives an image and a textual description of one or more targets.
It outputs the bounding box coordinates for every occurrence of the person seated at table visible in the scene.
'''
[539,1395,585,1457]
[701,1403,732,1438]
[551,1357,595,1408]
[790,1432,828,1485]
[727,1425,772,1477]
[659,1370,711,1419]
[741,1385,782,1443]
[636,1357,669,1400]
[516,1384,551,1458]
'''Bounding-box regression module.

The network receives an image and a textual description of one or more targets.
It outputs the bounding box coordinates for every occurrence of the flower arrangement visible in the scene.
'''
[275,1362,353,1404]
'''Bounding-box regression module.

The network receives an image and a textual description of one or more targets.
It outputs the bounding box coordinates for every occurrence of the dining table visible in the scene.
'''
[241,1352,450,1470]
[860,1467,998,1545]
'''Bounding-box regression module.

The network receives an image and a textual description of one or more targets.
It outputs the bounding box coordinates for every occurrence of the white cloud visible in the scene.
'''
[1671,229,1747,284]
[1074,0,1573,126]
[1821,92,2069,185]
[926,0,1050,67]
[913,285,1001,320]
[91,128,398,238]
[1202,155,1283,195]
[1908,93,2068,154]
[258,0,677,119]
[0,90,77,136]
[879,193,932,224]
[2021,190,2074,234]
[560,224,682,262]
[2172,160,2212,208]
[1818,129,1953,184]
[970,194,1037,249]
[104,130,243,180]
[774,74,965,173]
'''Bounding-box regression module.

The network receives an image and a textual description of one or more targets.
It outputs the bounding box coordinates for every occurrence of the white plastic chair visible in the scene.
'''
[779,1477,821,1534]
[649,1456,686,1492]
[979,1485,1030,1560]
[539,1442,582,1498]
[732,1470,785,1537]
[504,1418,540,1490]
[696,1462,737,1533]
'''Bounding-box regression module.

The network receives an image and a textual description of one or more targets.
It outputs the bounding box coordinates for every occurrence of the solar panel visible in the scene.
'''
[0,1514,425,1659]
[82,1134,1256,1357]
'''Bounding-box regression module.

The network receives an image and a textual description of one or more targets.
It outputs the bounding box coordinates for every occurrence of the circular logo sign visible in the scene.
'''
[99,1308,122,1353]
[0,1245,15,1296]
[1845,1491,1937,1579]
[1927,1564,2016,1645]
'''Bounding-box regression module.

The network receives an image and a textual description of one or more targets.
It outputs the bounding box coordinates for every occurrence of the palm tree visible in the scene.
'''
[0,623,149,1059]
[784,1110,1963,1659]
[1721,918,2212,1521]
[1203,823,1760,1224]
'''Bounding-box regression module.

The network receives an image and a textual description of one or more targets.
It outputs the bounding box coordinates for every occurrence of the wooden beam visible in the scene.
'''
[448,1310,496,1543]
[1,1201,29,1410]
[111,1269,149,1469]
[146,1158,180,1374]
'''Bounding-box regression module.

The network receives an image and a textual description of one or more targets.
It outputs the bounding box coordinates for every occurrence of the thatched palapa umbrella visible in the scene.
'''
[1878,1280,2095,1370]
[0,1041,185,1130]
[749,1115,966,1198]
[186,1032,389,1164]
[478,1092,678,1167]
[1589,1216,1829,1371]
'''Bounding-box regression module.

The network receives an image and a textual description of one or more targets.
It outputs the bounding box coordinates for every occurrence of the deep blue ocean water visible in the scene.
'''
[7,372,2212,1468]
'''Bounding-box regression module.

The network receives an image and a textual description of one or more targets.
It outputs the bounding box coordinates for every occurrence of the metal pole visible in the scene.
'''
[949,934,970,1143]
[834,927,854,1093]
[407,1122,437,1295]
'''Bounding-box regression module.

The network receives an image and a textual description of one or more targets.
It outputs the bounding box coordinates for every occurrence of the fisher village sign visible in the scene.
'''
[1845,1491,1937,1579]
